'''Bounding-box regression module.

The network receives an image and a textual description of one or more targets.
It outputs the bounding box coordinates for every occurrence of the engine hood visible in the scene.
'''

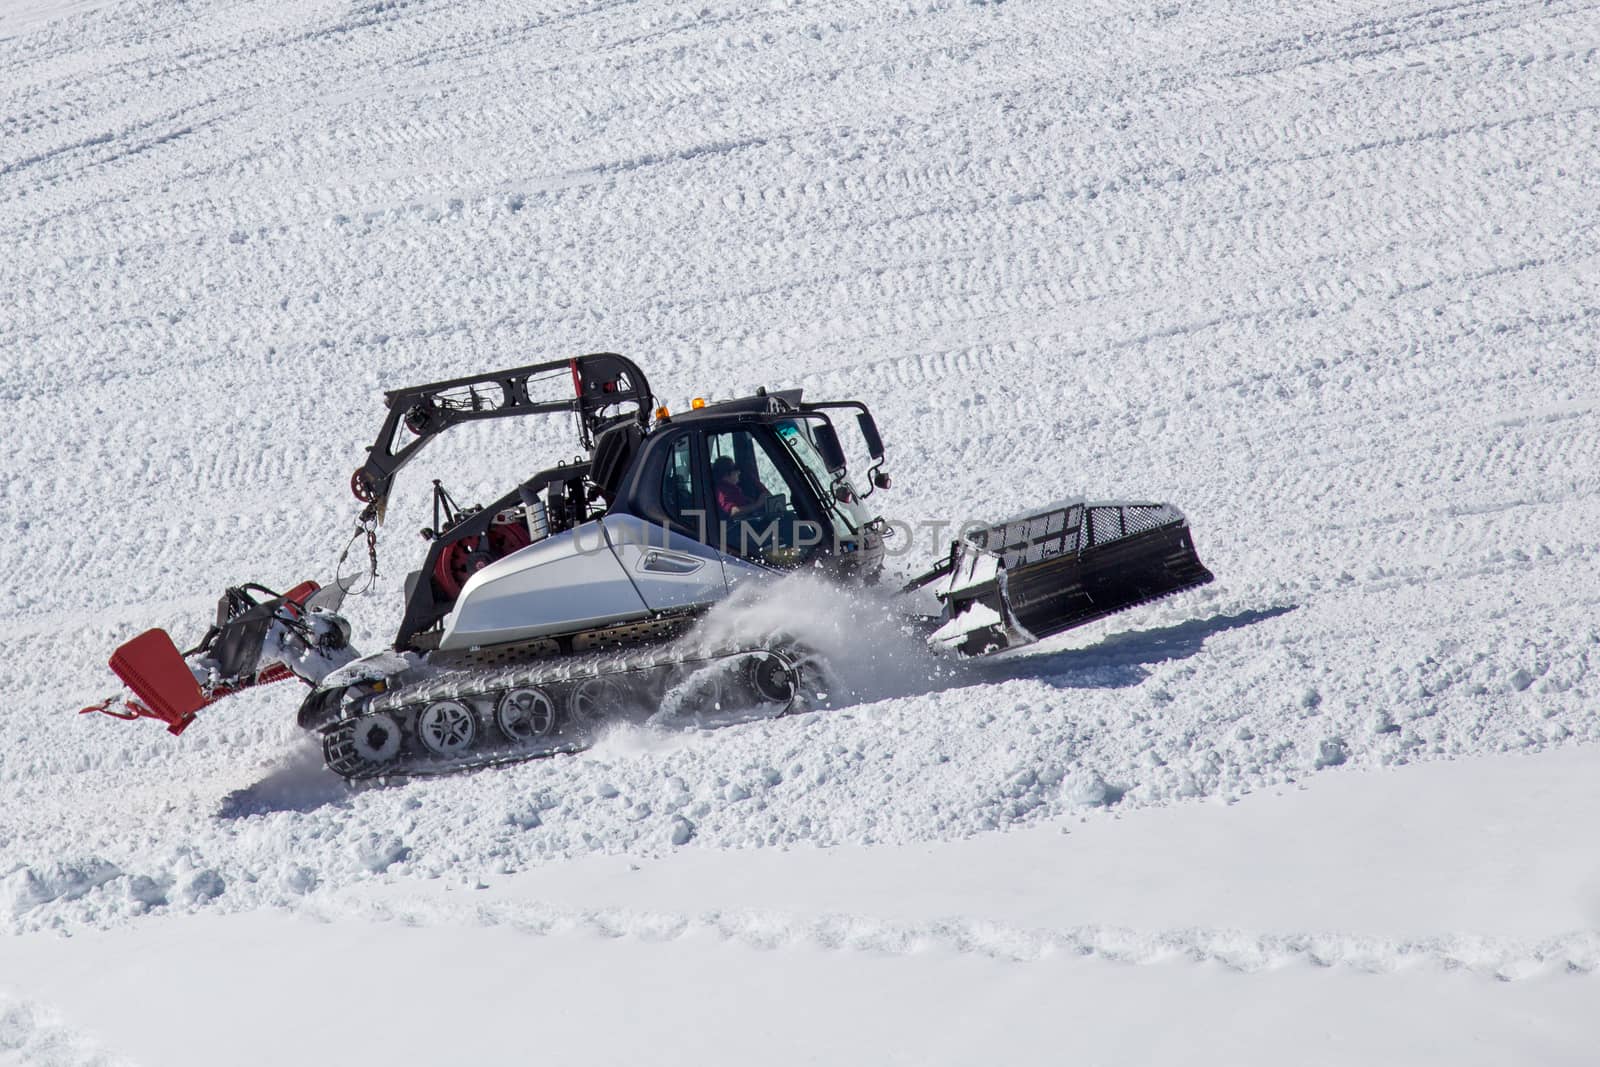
[438,521,649,650]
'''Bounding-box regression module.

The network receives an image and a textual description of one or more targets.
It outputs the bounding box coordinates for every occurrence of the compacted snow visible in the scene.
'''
[2,0,1598,1062]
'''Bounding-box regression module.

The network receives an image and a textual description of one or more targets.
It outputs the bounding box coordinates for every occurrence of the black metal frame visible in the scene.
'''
[350,353,652,508]
[190,583,309,681]
[905,502,1214,653]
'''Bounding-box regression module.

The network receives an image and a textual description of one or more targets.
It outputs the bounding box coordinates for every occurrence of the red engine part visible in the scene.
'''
[431,519,533,601]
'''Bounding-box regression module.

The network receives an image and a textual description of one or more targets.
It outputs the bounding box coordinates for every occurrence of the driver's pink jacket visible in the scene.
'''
[716,478,766,515]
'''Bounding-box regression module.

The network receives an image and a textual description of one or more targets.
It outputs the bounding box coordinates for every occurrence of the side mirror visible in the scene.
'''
[856,411,884,460]
[813,421,847,473]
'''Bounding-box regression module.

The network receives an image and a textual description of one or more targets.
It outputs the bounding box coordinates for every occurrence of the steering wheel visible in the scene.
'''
[751,492,786,520]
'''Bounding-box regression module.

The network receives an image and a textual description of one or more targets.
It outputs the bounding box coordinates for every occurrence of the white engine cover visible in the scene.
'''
[601,514,737,613]
[438,521,648,650]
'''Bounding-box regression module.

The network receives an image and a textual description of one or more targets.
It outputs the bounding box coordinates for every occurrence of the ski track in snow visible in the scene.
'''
[2,0,1599,996]
[313,891,1600,981]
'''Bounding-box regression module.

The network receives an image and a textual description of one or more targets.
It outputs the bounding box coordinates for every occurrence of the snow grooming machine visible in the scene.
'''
[80,353,1213,779]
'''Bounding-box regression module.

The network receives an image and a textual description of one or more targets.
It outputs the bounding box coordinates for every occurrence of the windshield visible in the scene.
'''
[775,418,872,536]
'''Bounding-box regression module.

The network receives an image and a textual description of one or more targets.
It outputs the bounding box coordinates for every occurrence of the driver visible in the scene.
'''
[712,455,770,517]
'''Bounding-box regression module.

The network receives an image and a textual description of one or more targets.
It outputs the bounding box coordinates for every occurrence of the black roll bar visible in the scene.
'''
[350,353,652,509]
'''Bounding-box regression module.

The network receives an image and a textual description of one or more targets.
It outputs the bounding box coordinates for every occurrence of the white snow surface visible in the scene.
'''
[3,0,1599,1060]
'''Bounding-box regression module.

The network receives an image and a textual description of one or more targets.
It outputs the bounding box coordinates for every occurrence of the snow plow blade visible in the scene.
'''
[922,501,1214,655]
[83,628,209,735]
[78,580,339,735]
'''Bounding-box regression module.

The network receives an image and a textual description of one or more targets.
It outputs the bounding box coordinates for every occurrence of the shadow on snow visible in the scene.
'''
[217,739,348,819]
[996,604,1297,691]
[854,604,1300,704]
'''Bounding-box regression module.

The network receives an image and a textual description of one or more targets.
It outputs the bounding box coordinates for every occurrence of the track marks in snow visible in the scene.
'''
[3,0,1600,935]
[319,892,1600,981]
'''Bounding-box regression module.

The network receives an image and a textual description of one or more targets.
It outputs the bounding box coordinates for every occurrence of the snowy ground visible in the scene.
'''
[3,0,1599,1062]
[6,747,1600,1065]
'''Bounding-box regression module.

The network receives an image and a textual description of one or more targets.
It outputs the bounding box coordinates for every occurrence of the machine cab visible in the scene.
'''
[608,393,886,578]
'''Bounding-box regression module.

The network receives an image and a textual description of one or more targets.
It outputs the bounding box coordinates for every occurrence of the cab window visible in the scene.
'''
[707,429,818,564]
[660,435,699,530]
[774,418,870,535]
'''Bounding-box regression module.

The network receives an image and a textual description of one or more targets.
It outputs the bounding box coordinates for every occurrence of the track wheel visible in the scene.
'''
[416,700,478,757]
[773,645,838,714]
[747,651,800,708]
[351,713,403,764]
[666,664,726,716]
[496,687,557,743]
[566,677,623,732]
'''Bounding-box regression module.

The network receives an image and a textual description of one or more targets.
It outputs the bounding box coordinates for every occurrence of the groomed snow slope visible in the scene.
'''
[8,746,1600,1066]
[2,0,1599,1060]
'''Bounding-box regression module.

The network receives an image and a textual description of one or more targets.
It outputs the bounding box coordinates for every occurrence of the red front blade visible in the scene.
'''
[108,629,206,735]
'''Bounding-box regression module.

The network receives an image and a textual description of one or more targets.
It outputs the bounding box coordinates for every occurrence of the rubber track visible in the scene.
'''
[321,643,793,781]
